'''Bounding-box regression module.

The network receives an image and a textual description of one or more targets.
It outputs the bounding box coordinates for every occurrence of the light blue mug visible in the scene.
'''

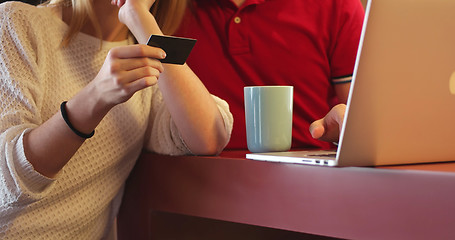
[244,86,293,153]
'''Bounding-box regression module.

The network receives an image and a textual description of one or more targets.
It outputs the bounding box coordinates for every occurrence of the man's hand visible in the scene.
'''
[309,104,346,143]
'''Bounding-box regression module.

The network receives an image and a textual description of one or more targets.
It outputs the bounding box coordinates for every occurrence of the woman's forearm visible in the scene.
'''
[158,65,229,155]
[119,3,230,154]
[23,84,109,178]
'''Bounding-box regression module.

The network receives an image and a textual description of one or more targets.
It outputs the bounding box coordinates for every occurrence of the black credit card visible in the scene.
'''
[147,35,197,65]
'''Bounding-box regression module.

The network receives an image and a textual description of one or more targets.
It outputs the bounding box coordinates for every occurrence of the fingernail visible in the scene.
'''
[161,51,167,59]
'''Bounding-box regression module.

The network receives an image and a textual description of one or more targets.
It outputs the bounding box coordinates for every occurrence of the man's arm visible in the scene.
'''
[309,82,350,142]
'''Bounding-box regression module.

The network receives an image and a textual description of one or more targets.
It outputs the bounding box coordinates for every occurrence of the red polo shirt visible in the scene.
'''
[175,0,364,150]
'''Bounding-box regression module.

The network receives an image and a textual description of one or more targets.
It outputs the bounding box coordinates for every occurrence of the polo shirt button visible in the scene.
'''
[234,16,241,24]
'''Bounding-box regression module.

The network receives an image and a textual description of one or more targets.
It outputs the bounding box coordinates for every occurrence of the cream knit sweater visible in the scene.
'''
[0,2,233,239]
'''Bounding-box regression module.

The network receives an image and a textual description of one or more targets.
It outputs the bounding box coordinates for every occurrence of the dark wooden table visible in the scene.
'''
[117,150,455,240]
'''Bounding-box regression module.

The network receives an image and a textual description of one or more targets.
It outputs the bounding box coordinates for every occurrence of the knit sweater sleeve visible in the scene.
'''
[0,2,55,209]
[144,86,233,155]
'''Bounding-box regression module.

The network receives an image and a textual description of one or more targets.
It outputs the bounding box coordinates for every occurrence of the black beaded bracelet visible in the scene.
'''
[60,101,95,139]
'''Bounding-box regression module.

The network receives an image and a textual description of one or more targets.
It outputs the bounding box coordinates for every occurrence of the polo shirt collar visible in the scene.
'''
[227,0,267,9]
[243,0,267,5]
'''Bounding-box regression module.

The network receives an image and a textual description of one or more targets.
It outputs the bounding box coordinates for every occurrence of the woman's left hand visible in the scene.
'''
[111,0,155,9]
[112,0,162,43]
[112,0,155,24]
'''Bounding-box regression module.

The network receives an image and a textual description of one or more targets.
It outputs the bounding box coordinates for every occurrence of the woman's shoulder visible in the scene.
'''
[0,1,61,30]
[0,1,41,18]
[0,1,65,46]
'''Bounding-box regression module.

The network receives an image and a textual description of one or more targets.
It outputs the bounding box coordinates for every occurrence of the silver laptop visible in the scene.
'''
[246,0,455,167]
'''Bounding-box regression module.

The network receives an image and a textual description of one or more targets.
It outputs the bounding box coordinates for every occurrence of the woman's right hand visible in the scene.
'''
[22,44,165,178]
[91,44,165,109]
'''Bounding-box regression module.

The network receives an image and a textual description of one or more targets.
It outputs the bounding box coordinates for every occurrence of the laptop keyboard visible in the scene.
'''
[307,153,337,158]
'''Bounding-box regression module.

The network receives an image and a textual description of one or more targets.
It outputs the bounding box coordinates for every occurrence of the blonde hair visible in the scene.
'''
[42,0,188,46]
[151,0,188,36]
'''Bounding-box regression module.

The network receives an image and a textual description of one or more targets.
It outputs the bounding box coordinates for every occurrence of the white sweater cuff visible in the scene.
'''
[14,129,55,194]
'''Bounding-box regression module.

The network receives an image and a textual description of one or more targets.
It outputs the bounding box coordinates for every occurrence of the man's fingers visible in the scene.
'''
[309,119,325,139]
[309,104,347,142]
